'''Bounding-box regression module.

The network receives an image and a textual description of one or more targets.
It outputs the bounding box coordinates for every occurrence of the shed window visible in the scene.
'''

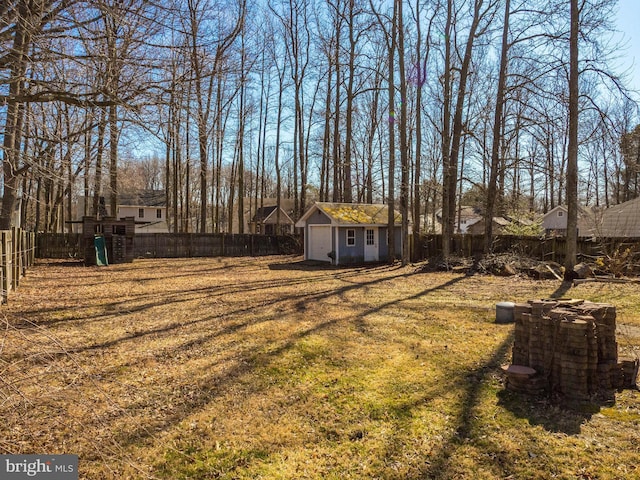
[138,208,144,218]
[558,211,564,217]
[157,208,162,219]
[346,229,356,246]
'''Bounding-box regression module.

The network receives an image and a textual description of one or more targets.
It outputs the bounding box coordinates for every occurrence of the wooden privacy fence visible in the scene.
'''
[37,233,301,260]
[1,228,36,303]
[132,233,301,258]
[415,234,640,262]
[36,232,639,264]
[36,233,82,259]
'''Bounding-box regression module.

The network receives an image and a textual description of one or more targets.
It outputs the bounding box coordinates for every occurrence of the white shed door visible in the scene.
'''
[364,227,378,262]
[308,226,332,262]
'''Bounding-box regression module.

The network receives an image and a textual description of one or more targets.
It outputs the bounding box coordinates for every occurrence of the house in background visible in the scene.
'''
[76,190,169,233]
[295,202,403,265]
[249,205,294,235]
[600,197,640,237]
[230,197,296,234]
[117,190,169,233]
[542,205,601,237]
[435,206,484,234]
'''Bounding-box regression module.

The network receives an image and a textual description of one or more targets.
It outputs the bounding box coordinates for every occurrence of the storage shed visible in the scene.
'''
[295,202,403,265]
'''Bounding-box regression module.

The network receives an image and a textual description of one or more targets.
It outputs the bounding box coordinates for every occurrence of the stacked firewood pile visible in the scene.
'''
[504,299,639,404]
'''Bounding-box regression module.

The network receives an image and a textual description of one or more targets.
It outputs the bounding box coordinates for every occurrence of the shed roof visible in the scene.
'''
[297,202,402,227]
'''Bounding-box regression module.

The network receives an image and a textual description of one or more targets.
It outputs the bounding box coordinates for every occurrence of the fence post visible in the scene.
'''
[11,227,19,290]
[21,230,27,275]
[1,232,7,303]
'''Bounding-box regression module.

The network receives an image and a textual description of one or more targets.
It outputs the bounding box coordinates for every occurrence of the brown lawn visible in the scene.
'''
[1,256,639,479]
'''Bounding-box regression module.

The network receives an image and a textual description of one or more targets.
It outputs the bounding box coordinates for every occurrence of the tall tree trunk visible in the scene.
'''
[440,0,453,258]
[565,0,579,275]
[0,0,31,230]
[320,62,333,202]
[366,80,380,204]
[85,110,93,218]
[237,31,246,234]
[343,0,357,203]
[387,0,397,264]
[412,0,432,248]
[274,66,286,235]
[93,111,107,217]
[396,0,409,265]
[332,15,342,202]
[484,0,510,253]
[106,11,119,220]
[447,0,484,252]
[109,104,118,217]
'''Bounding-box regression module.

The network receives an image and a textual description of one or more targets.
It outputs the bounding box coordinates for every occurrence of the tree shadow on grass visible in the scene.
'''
[548,280,574,299]
[496,389,597,436]
[268,258,406,273]
[268,259,334,271]
[407,333,515,480]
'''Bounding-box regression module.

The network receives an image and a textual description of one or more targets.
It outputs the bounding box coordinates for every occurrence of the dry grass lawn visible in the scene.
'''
[1,256,639,479]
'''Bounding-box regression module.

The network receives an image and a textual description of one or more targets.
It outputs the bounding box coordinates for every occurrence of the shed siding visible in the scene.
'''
[307,209,331,225]
[337,227,365,264]
[378,226,402,261]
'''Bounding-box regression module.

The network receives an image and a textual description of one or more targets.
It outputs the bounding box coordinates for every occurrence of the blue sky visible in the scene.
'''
[615,0,640,92]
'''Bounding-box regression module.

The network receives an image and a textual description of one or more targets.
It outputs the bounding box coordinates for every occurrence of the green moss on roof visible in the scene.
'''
[317,203,401,225]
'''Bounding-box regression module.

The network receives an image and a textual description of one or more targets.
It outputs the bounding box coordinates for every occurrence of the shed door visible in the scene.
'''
[308,226,332,262]
[364,227,378,262]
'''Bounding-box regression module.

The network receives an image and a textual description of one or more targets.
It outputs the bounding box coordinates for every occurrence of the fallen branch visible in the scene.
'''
[546,264,564,281]
[573,277,640,286]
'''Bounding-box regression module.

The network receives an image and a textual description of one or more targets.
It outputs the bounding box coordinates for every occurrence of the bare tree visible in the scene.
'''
[484,0,510,253]
[0,0,38,230]
[564,0,579,274]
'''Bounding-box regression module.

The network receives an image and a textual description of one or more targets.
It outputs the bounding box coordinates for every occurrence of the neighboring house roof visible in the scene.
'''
[118,190,166,207]
[600,197,640,237]
[296,202,402,227]
[543,205,567,217]
[435,205,483,222]
[252,205,294,224]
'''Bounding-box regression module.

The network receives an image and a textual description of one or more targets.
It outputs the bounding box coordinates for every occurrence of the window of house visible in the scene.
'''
[138,208,144,218]
[157,208,162,219]
[558,211,564,217]
[366,229,375,246]
[347,229,356,246]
